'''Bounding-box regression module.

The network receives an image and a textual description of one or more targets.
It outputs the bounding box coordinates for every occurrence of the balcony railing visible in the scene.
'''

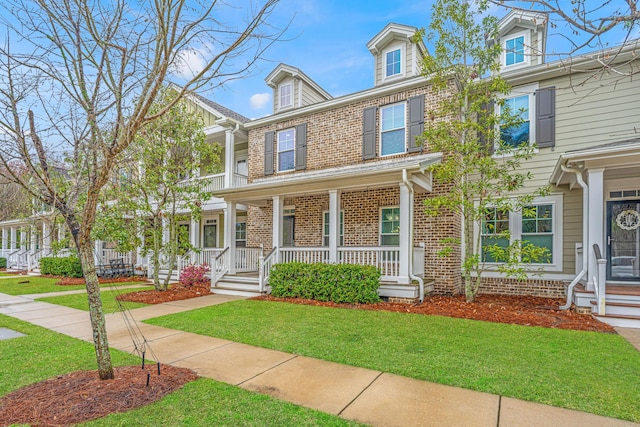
[178,172,248,193]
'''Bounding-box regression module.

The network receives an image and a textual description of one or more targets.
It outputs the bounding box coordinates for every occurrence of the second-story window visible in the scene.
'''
[500,94,530,148]
[385,48,401,77]
[277,128,295,172]
[380,103,406,156]
[279,83,292,109]
[504,33,528,68]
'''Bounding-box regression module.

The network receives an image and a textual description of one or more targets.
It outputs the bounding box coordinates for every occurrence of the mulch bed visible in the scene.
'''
[42,275,150,286]
[115,281,211,304]
[0,365,198,426]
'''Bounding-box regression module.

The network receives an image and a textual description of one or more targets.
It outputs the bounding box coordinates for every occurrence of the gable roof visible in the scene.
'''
[265,63,333,100]
[191,93,251,124]
[366,23,426,55]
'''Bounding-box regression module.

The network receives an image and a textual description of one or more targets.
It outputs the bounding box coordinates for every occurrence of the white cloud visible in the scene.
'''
[174,47,207,80]
[250,92,271,110]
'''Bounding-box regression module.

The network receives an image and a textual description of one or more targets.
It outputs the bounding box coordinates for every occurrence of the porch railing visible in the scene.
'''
[593,244,607,316]
[279,247,330,264]
[233,173,248,187]
[96,248,133,266]
[338,246,400,278]
[212,247,230,286]
[236,247,263,272]
[178,173,225,193]
[7,250,20,268]
[259,247,278,292]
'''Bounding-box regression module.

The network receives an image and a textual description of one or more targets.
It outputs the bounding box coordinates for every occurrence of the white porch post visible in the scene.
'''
[30,225,37,252]
[19,229,26,251]
[225,128,235,188]
[190,218,199,264]
[162,217,170,246]
[272,195,283,249]
[1,228,7,255]
[398,182,411,284]
[224,202,237,274]
[328,190,340,263]
[136,226,145,268]
[587,168,605,291]
[10,227,17,250]
[43,222,51,253]
[94,240,102,265]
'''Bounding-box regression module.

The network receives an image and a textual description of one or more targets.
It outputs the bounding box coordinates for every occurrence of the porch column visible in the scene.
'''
[272,195,283,248]
[10,227,17,250]
[398,182,411,284]
[190,218,199,256]
[94,240,102,264]
[224,202,237,274]
[1,228,7,255]
[20,229,26,251]
[43,222,51,253]
[328,190,340,263]
[162,217,170,246]
[30,225,37,252]
[587,168,605,291]
[136,225,145,268]
[224,128,235,188]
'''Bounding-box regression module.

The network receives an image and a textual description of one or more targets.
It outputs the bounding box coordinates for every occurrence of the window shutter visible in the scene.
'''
[264,131,275,176]
[478,100,495,155]
[295,123,307,170]
[408,95,425,153]
[362,106,377,160]
[536,87,556,149]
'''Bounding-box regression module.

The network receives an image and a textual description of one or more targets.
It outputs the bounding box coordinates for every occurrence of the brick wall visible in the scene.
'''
[478,277,566,298]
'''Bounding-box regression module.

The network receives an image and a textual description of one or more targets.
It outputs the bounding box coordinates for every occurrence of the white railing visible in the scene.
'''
[29,249,49,270]
[233,173,248,187]
[191,248,224,267]
[96,249,133,266]
[338,246,401,278]
[236,247,262,272]
[15,250,29,269]
[212,247,230,286]
[7,250,20,267]
[259,247,278,292]
[593,244,607,316]
[279,247,330,264]
[179,173,226,193]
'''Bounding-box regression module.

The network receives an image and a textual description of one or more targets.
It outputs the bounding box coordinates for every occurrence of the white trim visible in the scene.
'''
[382,42,405,82]
[379,101,407,157]
[278,81,293,110]
[379,206,401,246]
[322,210,344,246]
[501,29,530,70]
[276,128,296,172]
[495,82,539,155]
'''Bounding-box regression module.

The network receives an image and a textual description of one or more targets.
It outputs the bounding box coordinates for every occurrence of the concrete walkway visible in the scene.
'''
[0,291,638,427]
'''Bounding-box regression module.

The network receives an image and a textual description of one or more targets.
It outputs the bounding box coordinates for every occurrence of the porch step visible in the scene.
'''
[593,314,640,328]
[590,300,640,317]
[212,274,263,297]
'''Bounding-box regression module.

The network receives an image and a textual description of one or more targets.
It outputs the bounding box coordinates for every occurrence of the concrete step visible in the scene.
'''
[213,275,262,297]
[593,313,640,328]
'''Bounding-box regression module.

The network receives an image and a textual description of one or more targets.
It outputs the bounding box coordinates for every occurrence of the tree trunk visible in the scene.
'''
[77,238,115,380]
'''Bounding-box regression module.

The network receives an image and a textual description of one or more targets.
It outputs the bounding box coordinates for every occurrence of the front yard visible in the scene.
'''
[0,276,147,295]
[146,299,640,422]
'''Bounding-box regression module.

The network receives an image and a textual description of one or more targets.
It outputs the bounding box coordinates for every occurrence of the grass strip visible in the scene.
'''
[36,287,152,311]
[0,277,148,295]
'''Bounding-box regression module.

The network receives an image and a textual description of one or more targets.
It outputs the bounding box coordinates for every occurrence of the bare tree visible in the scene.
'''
[0,166,31,221]
[0,0,282,380]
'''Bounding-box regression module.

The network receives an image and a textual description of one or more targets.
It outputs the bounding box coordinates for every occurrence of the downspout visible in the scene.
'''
[402,169,425,303]
[559,163,588,310]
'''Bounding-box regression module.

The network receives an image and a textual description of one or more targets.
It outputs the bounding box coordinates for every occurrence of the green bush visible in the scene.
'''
[40,256,83,278]
[0,257,6,269]
[269,262,381,304]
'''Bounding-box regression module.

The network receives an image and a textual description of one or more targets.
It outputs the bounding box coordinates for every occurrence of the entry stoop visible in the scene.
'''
[591,288,640,328]
[212,274,263,297]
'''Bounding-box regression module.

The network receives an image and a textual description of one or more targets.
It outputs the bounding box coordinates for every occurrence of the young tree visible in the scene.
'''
[96,88,221,291]
[417,0,549,302]
[0,0,281,380]
[0,166,31,221]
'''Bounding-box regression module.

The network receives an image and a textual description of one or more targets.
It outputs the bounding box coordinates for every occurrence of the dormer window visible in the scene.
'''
[502,30,530,69]
[279,83,292,109]
[385,48,401,77]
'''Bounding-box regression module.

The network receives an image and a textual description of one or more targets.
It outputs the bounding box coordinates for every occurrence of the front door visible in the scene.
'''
[607,200,640,281]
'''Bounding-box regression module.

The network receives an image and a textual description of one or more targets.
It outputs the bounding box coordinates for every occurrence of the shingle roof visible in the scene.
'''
[192,93,251,124]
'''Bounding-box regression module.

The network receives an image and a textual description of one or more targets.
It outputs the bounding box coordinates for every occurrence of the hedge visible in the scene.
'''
[40,256,83,278]
[0,257,6,269]
[269,262,381,304]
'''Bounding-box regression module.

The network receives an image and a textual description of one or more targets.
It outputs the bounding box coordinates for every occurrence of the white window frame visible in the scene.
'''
[235,221,247,247]
[379,206,401,247]
[476,194,563,272]
[501,30,530,70]
[279,82,293,109]
[495,82,538,155]
[382,42,405,81]
[379,102,406,157]
[277,128,295,172]
[322,211,344,246]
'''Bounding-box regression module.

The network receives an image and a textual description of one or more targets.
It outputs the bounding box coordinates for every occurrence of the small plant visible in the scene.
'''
[180,263,211,287]
[0,257,6,269]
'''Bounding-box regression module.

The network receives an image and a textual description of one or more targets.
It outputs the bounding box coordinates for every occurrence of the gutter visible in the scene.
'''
[559,163,588,310]
[402,169,425,303]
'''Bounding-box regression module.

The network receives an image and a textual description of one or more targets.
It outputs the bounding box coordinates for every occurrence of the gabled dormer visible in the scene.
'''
[367,23,427,87]
[497,10,547,70]
[265,64,332,114]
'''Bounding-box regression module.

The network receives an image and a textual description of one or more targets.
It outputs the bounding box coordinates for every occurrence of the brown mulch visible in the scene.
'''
[254,294,616,333]
[115,281,211,304]
[0,365,198,427]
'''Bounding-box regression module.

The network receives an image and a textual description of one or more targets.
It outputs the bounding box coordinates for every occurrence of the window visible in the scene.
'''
[277,128,295,172]
[380,103,406,156]
[500,95,530,148]
[505,35,525,66]
[385,48,401,77]
[481,208,510,262]
[521,205,553,263]
[235,222,247,248]
[323,211,344,246]
[380,207,400,246]
[203,223,217,248]
[279,83,292,108]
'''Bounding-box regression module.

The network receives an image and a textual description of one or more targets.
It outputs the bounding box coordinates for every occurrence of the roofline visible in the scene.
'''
[265,63,333,100]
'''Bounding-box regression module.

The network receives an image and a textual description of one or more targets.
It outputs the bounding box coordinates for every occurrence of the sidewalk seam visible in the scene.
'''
[236,354,299,386]
[496,395,502,427]
[337,371,383,417]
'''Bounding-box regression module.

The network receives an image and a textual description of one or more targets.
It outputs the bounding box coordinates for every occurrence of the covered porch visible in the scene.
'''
[0,217,63,272]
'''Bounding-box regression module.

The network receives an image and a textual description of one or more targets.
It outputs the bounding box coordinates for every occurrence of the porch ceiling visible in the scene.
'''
[215,152,442,205]
[551,139,640,188]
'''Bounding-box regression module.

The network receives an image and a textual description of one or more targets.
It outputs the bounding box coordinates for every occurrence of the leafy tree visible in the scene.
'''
[0,0,281,380]
[96,88,221,291]
[417,0,549,302]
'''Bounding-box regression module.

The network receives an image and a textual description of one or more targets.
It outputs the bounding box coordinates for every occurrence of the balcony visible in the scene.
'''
[178,172,248,192]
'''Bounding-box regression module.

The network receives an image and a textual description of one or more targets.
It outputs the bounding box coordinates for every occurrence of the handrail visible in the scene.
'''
[259,247,278,293]
[212,247,230,287]
[593,243,607,316]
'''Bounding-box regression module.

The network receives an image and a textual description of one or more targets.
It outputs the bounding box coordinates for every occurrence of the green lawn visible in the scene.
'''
[0,315,361,426]
[37,287,153,312]
[147,299,640,422]
[0,276,148,295]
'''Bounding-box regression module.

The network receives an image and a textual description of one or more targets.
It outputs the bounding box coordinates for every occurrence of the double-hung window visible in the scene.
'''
[235,221,247,248]
[385,48,401,77]
[277,129,295,172]
[500,95,530,148]
[505,35,525,66]
[322,211,344,246]
[380,207,400,246]
[380,103,406,156]
[481,208,510,262]
[279,83,292,109]
[521,205,553,263]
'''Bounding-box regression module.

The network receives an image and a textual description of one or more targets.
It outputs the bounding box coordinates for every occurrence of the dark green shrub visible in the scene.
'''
[269,262,381,304]
[40,256,83,278]
[0,257,6,269]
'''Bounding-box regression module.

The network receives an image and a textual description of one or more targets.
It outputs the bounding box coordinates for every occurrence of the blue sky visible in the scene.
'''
[187,0,638,120]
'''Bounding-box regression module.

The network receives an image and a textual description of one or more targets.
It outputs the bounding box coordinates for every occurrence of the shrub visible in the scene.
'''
[40,256,83,278]
[180,263,211,286]
[0,257,6,269]
[269,262,381,304]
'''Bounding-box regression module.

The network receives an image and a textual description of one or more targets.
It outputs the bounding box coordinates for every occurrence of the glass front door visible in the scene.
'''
[607,200,640,281]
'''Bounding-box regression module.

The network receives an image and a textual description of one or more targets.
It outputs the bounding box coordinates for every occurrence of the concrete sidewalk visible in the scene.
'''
[0,291,638,427]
